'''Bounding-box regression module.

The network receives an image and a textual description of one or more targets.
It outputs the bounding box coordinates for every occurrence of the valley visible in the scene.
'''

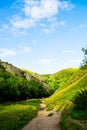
[0,61,87,130]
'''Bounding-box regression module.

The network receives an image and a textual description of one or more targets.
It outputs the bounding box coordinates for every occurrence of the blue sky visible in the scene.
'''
[0,0,87,74]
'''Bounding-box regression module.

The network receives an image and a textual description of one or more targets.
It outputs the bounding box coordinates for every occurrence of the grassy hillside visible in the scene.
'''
[42,68,77,93]
[45,68,87,111]
[49,68,77,90]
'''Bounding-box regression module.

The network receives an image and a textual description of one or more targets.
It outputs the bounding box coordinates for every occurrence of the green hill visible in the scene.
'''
[42,68,77,93]
[49,68,77,91]
[45,67,87,110]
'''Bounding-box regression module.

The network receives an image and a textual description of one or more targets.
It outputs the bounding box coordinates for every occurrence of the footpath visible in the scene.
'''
[21,102,61,130]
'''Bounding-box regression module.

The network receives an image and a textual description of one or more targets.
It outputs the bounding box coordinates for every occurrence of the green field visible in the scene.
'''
[0,99,41,130]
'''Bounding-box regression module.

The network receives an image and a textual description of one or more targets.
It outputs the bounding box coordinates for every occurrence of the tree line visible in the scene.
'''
[0,64,49,102]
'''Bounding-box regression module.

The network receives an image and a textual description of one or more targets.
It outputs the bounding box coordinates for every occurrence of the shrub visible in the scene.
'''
[72,89,87,110]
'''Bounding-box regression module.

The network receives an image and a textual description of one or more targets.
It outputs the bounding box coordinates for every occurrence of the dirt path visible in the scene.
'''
[21,102,61,130]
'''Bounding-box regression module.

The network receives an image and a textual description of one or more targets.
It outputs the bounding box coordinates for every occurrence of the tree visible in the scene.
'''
[81,46,87,68]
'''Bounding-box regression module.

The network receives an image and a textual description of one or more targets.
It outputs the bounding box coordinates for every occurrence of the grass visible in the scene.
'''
[45,73,87,111]
[0,99,41,130]
[60,102,87,130]
[44,67,87,129]
[46,68,77,91]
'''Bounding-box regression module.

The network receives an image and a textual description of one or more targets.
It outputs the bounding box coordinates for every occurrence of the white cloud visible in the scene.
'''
[42,18,66,34]
[0,48,17,57]
[42,17,59,33]
[23,0,59,19]
[2,0,73,34]
[11,15,36,29]
[0,45,32,58]
[59,1,73,10]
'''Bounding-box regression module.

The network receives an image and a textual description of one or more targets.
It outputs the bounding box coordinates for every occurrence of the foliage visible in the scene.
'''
[0,63,49,102]
[70,106,87,120]
[61,103,87,130]
[0,99,41,130]
[81,46,87,69]
[71,89,87,110]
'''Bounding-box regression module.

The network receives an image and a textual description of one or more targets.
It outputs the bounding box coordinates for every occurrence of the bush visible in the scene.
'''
[72,89,87,110]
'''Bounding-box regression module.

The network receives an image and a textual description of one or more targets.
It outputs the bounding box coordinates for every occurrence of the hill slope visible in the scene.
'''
[45,67,87,110]
[42,68,77,93]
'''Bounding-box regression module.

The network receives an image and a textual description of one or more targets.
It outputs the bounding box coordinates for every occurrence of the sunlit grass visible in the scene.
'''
[45,74,87,111]
[0,99,41,130]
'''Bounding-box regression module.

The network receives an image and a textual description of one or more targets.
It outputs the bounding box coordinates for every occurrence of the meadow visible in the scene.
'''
[0,99,41,130]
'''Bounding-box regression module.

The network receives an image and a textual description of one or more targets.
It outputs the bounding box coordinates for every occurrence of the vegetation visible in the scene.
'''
[42,68,77,93]
[23,69,43,81]
[0,62,50,102]
[81,46,87,68]
[45,67,87,110]
[70,106,87,120]
[59,46,87,130]
[72,89,87,110]
[61,102,87,130]
[0,99,41,130]
[0,47,87,130]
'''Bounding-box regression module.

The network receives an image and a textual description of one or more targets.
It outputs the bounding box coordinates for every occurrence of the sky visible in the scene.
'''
[0,0,87,74]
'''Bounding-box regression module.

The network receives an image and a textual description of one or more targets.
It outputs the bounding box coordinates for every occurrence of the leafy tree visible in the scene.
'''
[18,78,31,100]
[81,46,87,68]
[5,76,20,101]
[0,77,6,102]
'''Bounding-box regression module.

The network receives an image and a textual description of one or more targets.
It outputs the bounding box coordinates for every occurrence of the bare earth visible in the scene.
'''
[21,103,61,130]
